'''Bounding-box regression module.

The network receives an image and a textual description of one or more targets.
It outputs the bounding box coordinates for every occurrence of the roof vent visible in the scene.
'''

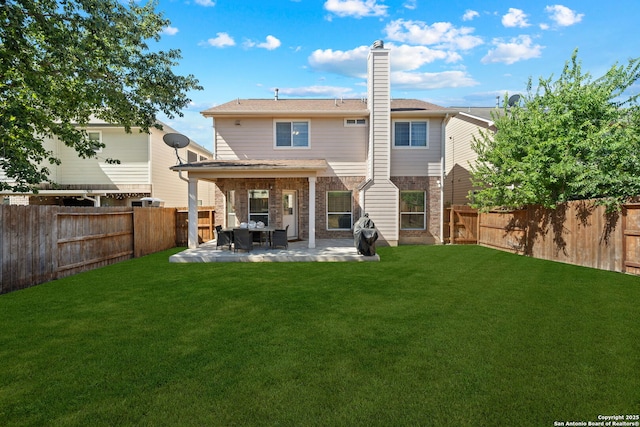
[372,40,384,49]
[274,88,279,101]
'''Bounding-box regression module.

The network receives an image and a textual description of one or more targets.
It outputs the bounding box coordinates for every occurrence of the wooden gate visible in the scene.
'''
[622,204,640,275]
[444,205,478,244]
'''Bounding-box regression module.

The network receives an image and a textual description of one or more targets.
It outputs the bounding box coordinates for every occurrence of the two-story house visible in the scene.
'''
[174,40,454,249]
[444,107,499,206]
[1,120,214,208]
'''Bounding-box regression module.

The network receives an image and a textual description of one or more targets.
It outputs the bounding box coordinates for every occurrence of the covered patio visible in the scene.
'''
[169,239,380,263]
[172,159,330,250]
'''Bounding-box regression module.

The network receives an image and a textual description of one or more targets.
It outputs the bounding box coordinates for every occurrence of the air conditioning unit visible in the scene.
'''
[140,197,165,208]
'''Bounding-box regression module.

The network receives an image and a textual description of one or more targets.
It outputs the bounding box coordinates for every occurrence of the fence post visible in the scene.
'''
[449,206,455,244]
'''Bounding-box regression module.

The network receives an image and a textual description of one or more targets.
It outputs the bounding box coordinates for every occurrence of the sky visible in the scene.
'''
[151,0,640,151]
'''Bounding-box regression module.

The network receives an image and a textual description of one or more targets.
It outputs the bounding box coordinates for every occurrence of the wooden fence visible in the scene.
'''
[477,201,640,274]
[444,201,640,274]
[1,205,215,294]
[176,208,215,246]
[444,205,479,244]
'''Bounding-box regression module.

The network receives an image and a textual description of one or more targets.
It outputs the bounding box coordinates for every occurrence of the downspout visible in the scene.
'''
[440,114,451,244]
[82,195,100,207]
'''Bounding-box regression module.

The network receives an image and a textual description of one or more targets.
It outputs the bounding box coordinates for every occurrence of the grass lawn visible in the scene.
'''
[1,245,639,426]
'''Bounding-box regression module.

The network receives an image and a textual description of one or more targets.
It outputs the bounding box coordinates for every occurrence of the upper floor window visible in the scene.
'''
[344,118,367,126]
[394,121,428,148]
[187,150,198,163]
[88,131,102,153]
[275,120,309,148]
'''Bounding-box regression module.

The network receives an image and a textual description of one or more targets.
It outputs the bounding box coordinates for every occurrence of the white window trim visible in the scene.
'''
[87,130,103,153]
[400,190,426,230]
[344,118,367,127]
[326,190,353,231]
[248,189,270,225]
[273,119,311,149]
[392,120,429,149]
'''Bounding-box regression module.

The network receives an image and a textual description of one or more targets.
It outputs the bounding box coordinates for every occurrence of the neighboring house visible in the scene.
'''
[173,41,455,249]
[1,120,214,208]
[444,107,499,206]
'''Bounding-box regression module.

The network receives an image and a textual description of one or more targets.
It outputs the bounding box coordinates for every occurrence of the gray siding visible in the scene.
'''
[364,47,399,245]
[444,114,494,205]
[215,117,368,177]
[390,117,443,177]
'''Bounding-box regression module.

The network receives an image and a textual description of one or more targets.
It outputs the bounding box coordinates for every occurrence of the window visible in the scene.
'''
[345,118,367,126]
[88,131,102,153]
[327,191,352,230]
[400,191,426,229]
[275,121,309,148]
[249,190,269,225]
[187,150,198,163]
[394,121,428,147]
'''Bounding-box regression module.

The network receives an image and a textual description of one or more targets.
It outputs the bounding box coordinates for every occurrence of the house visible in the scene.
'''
[173,40,455,249]
[444,107,499,206]
[1,119,215,208]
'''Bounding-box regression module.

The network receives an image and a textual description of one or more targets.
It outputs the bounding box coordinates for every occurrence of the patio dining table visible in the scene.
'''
[223,226,276,247]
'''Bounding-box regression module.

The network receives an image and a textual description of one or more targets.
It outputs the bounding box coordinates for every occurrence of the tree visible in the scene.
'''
[0,0,202,192]
[471,50,640,212]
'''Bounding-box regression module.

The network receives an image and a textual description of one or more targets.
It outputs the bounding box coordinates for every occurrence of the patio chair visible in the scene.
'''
[233,228,252,253]
[271,225,289,249]
[216,225,232,250]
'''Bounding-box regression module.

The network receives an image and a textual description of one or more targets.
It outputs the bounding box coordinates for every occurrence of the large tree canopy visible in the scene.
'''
[471,50,640,212]
[0,0,202,191]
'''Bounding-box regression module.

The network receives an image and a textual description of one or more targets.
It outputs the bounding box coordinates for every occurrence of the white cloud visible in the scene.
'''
[195,0,216,6]
[245,35,282,50]
[462,10,479,21]
[392,70,479,90]
[308,45,370,77]
[502,8,530,28]
[308,43,465,78]
[277,85,356,98]
[539,23,550,30]
[258,35,282,50]
[390,44,462,70]
[384,19,483,51]
[403,0,417,10]
[481,35,543,65]
[545,5,584,26]
[162,26,179,36]
[204,32,235,48]
[323,0,388,18]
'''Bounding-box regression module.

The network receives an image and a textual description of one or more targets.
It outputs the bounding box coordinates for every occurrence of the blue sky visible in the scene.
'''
[152,0,640,150]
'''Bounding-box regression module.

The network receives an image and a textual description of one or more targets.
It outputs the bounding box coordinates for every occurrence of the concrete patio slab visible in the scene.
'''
[169,239,380,263]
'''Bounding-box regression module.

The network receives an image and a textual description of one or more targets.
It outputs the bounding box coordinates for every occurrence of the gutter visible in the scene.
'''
[440,113,452,244]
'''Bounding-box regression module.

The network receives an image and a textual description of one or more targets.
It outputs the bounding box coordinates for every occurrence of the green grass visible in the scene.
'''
[1,245,639,426]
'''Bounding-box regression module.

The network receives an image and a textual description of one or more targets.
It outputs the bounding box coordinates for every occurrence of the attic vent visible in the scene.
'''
[372,40,384,49]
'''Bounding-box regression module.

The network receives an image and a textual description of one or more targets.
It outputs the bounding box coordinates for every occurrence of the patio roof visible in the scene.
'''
[171,159,329,178]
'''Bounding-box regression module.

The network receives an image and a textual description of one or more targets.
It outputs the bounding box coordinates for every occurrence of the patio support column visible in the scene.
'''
[308,176,316,249]
[188,176,199,249]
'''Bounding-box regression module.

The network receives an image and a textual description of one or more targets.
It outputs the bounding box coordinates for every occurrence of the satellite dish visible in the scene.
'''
[163,133,190,149]
[507,94,522,107]
[163,133,190,165]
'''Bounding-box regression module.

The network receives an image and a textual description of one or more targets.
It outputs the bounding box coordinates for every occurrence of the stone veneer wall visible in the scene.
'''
[213,176,366,240]
[391,176,441,244]
[212,175,440,244]
[315,176,365,239]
